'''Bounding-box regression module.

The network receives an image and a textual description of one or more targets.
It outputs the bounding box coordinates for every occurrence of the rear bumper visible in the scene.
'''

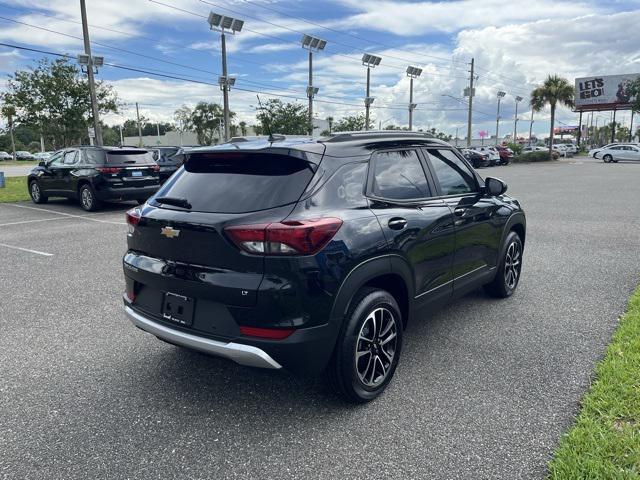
[125,305,283,369]
[96,185,159,201]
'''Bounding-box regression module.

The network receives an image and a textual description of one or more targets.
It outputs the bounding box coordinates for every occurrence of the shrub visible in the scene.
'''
[506,142,523,155]
[513,151,556,162]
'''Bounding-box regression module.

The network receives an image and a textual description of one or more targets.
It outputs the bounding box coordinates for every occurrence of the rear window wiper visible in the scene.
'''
[155,196,192,209]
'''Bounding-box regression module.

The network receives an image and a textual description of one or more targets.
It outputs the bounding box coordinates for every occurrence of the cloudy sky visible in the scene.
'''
[0,0,638,139]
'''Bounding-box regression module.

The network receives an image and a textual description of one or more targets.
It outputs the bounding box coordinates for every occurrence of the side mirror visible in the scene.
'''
[38,161,46,167]
[484,177,507,196]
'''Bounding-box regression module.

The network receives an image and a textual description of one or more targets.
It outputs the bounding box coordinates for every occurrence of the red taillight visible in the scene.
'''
[239,326,295,340]
[96,166,122,174]
[126,208,141,227]
[225,218,342,256]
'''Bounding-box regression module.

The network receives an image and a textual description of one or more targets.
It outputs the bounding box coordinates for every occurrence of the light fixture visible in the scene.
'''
[362,53,382,67]
[364,97,375,106]
[306,86,319,96]
[497,91,506,98]
[515,95,523,102]
[208,12,244,33]
[406,66,422,78]
[301,34,327,51]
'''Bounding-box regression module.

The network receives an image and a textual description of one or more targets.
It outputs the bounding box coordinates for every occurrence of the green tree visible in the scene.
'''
[256,99,308,135]
[239,121,247,136]
[333,113,372,132]
[2,58,118,148]
[190,102,230,145]
[530,75,574,160]
[174,105,192,132]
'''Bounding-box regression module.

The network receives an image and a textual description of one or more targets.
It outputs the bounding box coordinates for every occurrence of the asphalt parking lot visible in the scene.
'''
[1,156,638,480]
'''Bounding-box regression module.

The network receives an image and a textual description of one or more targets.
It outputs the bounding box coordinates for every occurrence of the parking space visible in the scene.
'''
[1,158,639,479]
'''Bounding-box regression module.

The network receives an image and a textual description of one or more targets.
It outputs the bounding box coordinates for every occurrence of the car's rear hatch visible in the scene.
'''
[97,149,159,187]
[125,148,322,311]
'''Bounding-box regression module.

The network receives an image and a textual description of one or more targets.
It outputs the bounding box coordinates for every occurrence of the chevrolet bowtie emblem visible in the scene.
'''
[160,226,180,239]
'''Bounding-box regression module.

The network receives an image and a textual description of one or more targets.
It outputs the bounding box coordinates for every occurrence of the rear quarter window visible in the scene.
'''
[155,152,316,213]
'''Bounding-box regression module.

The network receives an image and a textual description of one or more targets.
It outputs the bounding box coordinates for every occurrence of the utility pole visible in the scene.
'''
[466,57,474,147]
[513,96,523,143]
[135,102,142,147]
[528,110,534,146]
[119,124,124,146]
[577,111,583,147]
[455,126,459,147]
[495,91,505,145]
[80,0,103,147]
[156,122,161,145]
[629,111,635,142]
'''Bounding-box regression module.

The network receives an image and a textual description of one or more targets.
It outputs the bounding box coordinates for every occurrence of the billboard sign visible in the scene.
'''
[575,74,639,110]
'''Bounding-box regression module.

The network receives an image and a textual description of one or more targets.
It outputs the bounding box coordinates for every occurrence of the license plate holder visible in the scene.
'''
[161,292,195,326]
[131,170,143,177]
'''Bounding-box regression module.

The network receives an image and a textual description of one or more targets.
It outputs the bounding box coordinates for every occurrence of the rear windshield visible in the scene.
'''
[155,152,316,213]
[153,148,180,162]
[84,149,154,165]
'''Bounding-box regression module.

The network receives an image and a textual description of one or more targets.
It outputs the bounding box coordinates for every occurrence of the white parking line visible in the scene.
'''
[0,242,53,257]
[1,203,126,225]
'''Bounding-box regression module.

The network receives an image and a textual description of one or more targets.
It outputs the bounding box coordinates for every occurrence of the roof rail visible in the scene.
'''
[320,130,437,143]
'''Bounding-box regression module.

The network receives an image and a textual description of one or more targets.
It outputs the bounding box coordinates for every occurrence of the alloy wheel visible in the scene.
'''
[81,188,92,210]
[30,182,40,201]
[355,307,398,387]
[504,241,522,289]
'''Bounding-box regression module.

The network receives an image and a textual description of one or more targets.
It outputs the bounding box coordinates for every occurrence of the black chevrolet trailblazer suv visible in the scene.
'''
[123,132,526,403]
[28,146,160,211]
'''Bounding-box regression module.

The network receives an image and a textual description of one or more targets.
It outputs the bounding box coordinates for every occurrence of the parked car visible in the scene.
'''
[149,146,184,182]
[471,146,501,165]
[458,148,490,168]
[34,152,51,161]
[122,132,526,403]
[0,151,12,160]
[28,146,161,211]
[556,143,577,155]
[522,146,546,152]
[495,146,513,165]
[595,144,640,163]
[551,144,569,157]
[16,151,35,161]
[588,143,619,158]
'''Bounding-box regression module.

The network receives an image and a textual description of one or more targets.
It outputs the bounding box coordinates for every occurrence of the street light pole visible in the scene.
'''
[406,66,422,131]
[135,102,142,147]
[466,58,474,147]
[495,91,505,145]
[208,12,244,143]
[362,54,381,131]
[365,66,371,131]
[513,96,523,143]
[79,0,103,146]
[301,35,326,137]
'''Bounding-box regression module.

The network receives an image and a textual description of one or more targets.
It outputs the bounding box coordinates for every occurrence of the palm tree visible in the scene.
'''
[239,121,247,136]
[530,75,574,159]
[1,105,17,160]
[326,116,334,134]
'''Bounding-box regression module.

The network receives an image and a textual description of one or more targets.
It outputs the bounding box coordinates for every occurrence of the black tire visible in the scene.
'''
[603,154,612,163]
[484,230,523,298]
[326,287,403,403]
[79,184,101,212]
[29,180,48,204]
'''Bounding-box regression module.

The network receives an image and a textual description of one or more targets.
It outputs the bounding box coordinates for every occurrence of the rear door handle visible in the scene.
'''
[388,217,407,230]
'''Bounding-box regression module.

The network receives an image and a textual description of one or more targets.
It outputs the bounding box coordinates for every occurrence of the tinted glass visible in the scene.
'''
[155,152,315,214]
[371,150,430,200]
[63,151,78,165]
[105,150,155,165]
[427,149,477,196]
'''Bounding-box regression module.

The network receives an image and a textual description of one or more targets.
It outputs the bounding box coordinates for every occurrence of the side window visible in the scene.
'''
[63,150,78,165]
[370,149,431,200]
[48,151,64,166]
[426,149,478,196]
